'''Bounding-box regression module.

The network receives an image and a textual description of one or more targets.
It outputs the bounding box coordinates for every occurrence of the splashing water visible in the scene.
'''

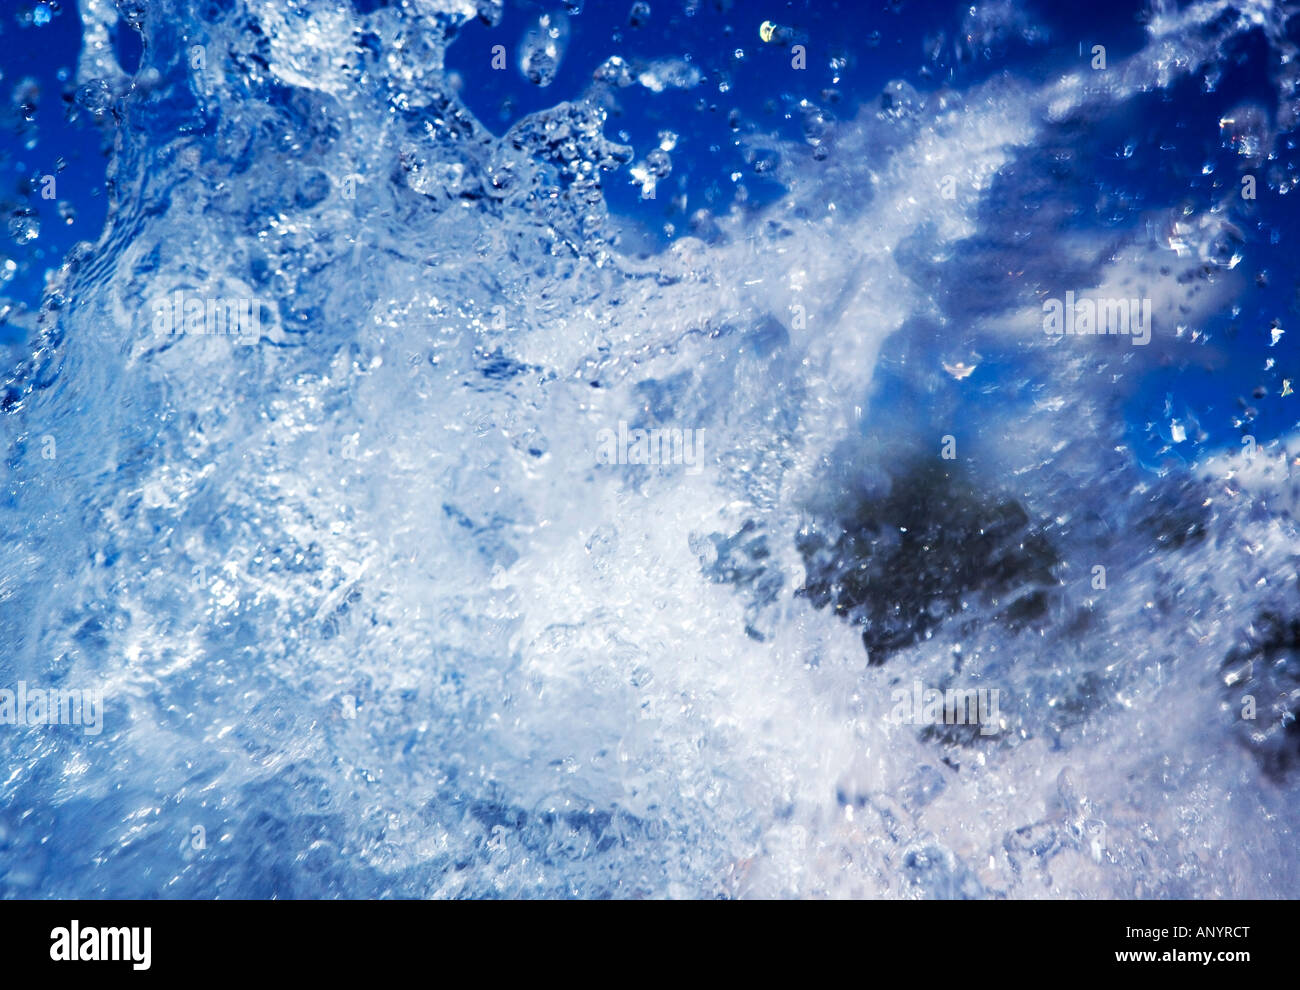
[1,0,1299,898]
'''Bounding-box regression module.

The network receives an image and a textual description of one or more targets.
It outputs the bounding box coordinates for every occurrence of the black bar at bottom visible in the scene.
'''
[0,899,1284,978]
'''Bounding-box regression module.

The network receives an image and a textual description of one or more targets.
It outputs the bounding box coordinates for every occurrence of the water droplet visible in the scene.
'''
[8,210,39,245]
[519,13,568,88]
[115,0,147,31]
[474,0,503,26]
[594,56,633,88]
[644,148,671,179]
[75,79,113,116]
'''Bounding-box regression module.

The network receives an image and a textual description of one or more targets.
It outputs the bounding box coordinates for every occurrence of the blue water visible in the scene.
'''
[0,0,1298,898]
